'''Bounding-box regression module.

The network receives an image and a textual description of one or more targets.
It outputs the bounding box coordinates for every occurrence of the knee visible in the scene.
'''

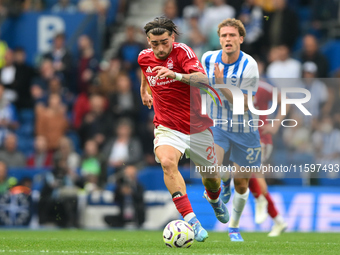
[159,156,178,175]
[234,179,249,194]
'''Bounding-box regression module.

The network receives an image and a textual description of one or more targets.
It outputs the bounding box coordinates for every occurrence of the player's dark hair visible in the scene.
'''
[144,17,179,37]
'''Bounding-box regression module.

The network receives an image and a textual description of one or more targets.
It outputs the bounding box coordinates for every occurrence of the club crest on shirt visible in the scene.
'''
[231,74,237,85]
[167,58,173,69]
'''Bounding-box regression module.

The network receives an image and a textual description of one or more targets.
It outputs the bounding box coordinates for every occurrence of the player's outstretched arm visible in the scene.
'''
[140,69,153,109]
[152,66,207,87]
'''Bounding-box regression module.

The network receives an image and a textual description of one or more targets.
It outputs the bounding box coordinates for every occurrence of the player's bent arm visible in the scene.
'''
[140,69,149,95]
[140,69,153,109]
[219,88,250,111]
[181,72,207,86]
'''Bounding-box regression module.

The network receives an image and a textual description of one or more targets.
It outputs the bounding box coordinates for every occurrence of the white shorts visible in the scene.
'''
[154,125,217,167]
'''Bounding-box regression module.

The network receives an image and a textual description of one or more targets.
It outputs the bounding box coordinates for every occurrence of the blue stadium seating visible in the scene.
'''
[321,40,340,75]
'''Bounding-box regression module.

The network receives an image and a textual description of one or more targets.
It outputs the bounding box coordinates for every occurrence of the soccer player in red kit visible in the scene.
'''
[250,79,288,236]
[138,17,229,242]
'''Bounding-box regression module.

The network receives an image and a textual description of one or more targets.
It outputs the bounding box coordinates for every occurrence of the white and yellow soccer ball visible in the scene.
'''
[163,220,195,248]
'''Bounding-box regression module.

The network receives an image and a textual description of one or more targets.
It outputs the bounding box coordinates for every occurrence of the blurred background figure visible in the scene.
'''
[12,47,35,109]
[43,33,73,90]
[53,137,80,183]
[30,59,56,103]
[77,35,98,94]
[263,0,299,49]
[0,161,9,194]
[108,73,139,123]
[26,136,53,168]
[35,93,68,151]
[0,49,19,102]
[116,26,144,75]
[106,165,145,228]
[297,61,330,129]
[80,139,106,190]
[51,0,77,13]
[39,157,78,228]
[103,118,142,172]
[266,45,301,88]
[299,34,329,78]
[0,83,18,146]
[78,0,110,17]
[238,0,264,56]
[312,115,340,176]
[0,133,25,168]
[78,94,112,148]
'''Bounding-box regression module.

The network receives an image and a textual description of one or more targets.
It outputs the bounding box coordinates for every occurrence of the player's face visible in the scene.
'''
[147,32,174,60]
[219,26,243,55]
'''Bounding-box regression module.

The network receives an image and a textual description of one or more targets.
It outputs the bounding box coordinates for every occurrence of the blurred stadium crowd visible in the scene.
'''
[0,0,339,228]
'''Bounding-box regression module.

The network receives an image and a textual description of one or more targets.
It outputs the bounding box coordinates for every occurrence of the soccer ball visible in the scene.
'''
[163,220,195,248]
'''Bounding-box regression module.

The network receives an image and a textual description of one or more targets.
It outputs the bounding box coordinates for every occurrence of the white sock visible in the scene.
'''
[220,166,231,182]
[229,188,249,228]
[184,212,196,223]
[273,214,285,225]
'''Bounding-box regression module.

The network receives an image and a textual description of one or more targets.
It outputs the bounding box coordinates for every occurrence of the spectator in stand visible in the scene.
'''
[117,26,145,74]
[0,161,9,194]
[201,0,235,49]
[311,0,339,37]
[35,93,68,151]
[54,136,80,182]
[0,49,19,102]
[266,45,301,88]
[13,47,35,109]
[183,0,207,28]
[297,62,330,129]
[33,76,74,111]
[0,35,7,69]
[43,33,73,89]
[26,136,53,168]
[139,112,156,166]
[78,94,112,148]
[39,156,78,227]
[0,83,18,146]
[31,59,55,101]
[99,58,122,94]
[181,10,207,60]
[114,165,145,228]
[109,73,139,123]
[300,34,329,78]
[77,35,98,94]
[102,118,142,171]
[72,84,97,130]
[51,0,77,13]
[80,139,106,190]
[78,0,110,17]
[0,133,26,168]
[163,0,185,40]
[312,115,340,178]
[263,0,299,49]
[238,0,264,56]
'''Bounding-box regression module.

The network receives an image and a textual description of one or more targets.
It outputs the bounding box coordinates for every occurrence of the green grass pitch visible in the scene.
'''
[0,230,339,255]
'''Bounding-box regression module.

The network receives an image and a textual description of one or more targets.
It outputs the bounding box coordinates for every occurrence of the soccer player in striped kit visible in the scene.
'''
[202,18,261,241]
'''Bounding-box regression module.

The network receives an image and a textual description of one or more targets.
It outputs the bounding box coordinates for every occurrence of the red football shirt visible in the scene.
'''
[138,42,213,134]
[253,80,274,145]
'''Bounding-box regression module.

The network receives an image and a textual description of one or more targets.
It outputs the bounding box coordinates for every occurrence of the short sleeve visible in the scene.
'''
[240,60,259,96]
[177,44,206,74]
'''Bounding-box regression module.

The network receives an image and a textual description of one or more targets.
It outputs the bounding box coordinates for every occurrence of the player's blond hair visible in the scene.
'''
[217,18,246,38]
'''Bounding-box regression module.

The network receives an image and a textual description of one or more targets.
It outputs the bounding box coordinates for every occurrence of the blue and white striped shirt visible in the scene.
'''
[202,50,259,133]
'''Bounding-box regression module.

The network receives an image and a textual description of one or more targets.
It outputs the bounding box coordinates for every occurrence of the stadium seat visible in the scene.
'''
[321,40,340,75]
[19,109,34,123]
